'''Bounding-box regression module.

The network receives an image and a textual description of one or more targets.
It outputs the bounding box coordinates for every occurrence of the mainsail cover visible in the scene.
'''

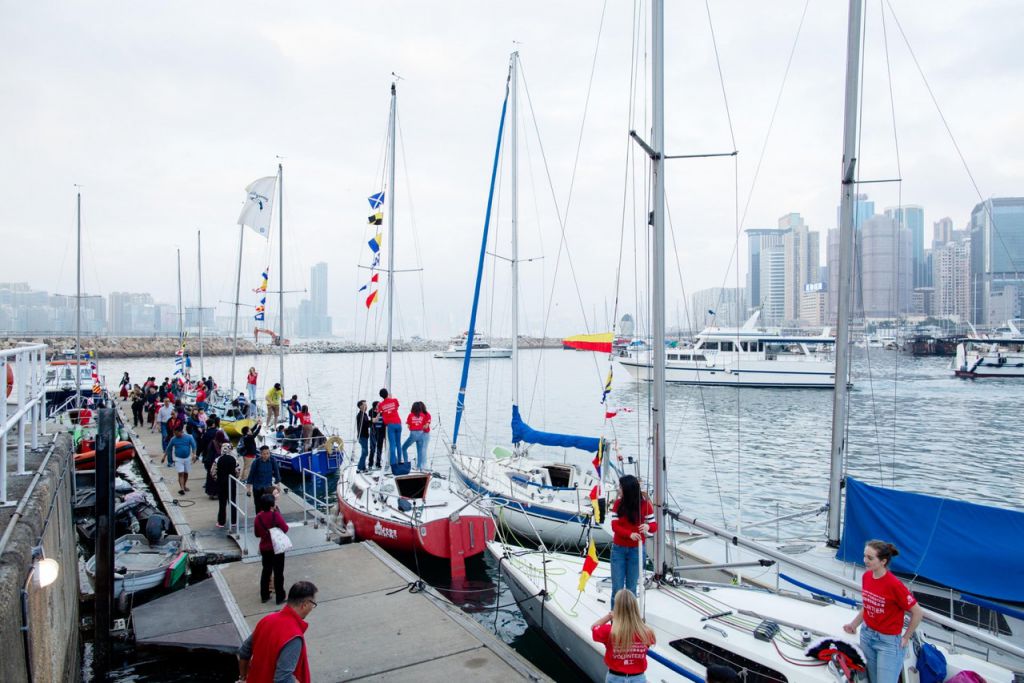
[511,405,601,453]
[837,476,1024,602]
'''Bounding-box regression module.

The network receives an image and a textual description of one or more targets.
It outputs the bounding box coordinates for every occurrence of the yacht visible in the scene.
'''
[434,331,511,359]
[618,311,837,388]
[954,322,1024,378]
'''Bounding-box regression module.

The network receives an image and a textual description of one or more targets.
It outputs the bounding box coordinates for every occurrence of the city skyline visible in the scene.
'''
[1,2,1021,338]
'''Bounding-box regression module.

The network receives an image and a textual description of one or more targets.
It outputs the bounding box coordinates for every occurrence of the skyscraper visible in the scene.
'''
[933,217,954,248]
[885,206,926,287]
[298,262,332,337]
[780,213,820,326]
[933,238,970,322]
[837,193,875,231]
[745,228,788,318]
[860,215,912,318]
[759,244,786,325]
[691,287,744,328]
[970,197,1024,325]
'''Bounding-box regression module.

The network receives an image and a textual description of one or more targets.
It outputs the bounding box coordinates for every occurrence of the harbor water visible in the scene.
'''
[98,347,1023,681]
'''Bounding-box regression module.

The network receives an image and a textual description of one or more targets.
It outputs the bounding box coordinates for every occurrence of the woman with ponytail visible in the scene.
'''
[591,588,656,682]
[843,540,924,682]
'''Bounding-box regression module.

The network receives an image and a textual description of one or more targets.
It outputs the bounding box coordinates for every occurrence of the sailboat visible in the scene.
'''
[488,2,1021,680]
[335,82,495,579]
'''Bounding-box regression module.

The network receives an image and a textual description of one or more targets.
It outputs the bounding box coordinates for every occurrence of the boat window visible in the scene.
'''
[720,341,734,352]
[668,354,678,361]
[704,342,718,351]
[692,355,706,362]
[543,465,574,489]
[668,638,788,683]
[395,473,431,499]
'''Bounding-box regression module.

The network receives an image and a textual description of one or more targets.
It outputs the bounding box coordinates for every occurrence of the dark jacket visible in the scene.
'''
[246,456,281,490]
[214,452,239,492]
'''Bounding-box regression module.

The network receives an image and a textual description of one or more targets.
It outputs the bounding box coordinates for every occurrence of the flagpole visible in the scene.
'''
[176,248,183,344]
[385,82,397,391]
[277,163,285,393]
[230,224,244,397]
[197,230,204,379]
[510,52,520,411]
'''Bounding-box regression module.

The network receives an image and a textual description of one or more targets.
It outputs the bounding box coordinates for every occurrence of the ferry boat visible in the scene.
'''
[434,331,511,359]
[954,322,1024,378]
[618,311,838,388]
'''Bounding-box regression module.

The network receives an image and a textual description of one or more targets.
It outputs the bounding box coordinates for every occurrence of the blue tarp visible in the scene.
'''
[510,405,601,453]
[837,476,1024,603]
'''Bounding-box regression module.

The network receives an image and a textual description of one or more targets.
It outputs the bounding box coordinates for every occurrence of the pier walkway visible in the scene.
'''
[117,404,548,682]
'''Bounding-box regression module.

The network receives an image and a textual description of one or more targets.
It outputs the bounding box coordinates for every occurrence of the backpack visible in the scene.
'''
[916,642,947,683]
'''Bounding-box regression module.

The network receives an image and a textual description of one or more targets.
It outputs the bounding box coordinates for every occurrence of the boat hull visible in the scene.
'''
[434,348,512,359]
[618,356,836,388]
[271,449,340,475]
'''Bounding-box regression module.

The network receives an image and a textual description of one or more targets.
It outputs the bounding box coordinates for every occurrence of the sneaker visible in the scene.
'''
[216,523,225,528]
[178,489,185,495]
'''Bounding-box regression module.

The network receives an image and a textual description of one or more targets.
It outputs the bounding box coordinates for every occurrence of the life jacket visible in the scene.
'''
[246,605,310,683]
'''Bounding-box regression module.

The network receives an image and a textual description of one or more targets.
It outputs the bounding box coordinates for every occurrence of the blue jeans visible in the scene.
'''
[386,423,403,467]
[860,626,905,683]
[160,423,171,461]
[357,436,369,470]
[607,674,647,683]
[402,431,429,469]
[247,384,256,401]
[610,543,643,609]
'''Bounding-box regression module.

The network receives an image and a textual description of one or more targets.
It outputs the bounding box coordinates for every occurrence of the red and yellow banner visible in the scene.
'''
[562,332,614,353]
[578,538,599,591]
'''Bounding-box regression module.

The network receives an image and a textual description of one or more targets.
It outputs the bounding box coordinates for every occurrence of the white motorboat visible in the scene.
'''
[434,331,511,359]
[86,534,186,596]
[954,322,1024,378]
[618,311,838,388]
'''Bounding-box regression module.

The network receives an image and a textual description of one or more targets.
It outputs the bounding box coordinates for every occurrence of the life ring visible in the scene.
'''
[4,363,12,398]
[324,436,345,455]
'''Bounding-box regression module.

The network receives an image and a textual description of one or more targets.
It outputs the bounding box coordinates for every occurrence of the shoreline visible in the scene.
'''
[0,335,565,359]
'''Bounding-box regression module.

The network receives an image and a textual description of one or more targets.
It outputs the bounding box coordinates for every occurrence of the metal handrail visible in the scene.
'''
[2,344,48,504]
[300,469,329,526]
[227,474,249,552]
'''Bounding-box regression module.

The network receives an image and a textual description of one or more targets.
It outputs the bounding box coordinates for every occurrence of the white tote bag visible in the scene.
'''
[269,526,292,554]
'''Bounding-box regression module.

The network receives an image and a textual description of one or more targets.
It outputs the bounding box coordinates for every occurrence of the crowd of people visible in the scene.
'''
[353,388,432,473]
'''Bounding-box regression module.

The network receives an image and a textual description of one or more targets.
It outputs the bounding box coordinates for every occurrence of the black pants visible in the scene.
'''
[217,486,237,526]
[131,403,144,426]
[369,429,386,467]
[260,550,285,603]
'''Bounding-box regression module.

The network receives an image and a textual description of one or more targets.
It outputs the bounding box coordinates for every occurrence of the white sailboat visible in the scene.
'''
[335,81,495,579]
[446,52,616,551]
[488,2,1022,681]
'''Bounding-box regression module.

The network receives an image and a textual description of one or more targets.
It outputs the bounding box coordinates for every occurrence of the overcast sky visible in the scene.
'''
[2,1,1020,339]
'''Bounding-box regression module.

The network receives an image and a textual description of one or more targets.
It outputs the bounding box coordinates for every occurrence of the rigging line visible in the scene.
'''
[883,0,1020,278]
[702,0,738,150]
[665,195,729,526]
[736,0,812,233]
[880,0,903,489]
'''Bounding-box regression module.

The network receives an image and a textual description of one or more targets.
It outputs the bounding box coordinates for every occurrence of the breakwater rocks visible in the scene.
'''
[0,336,257,358]
[1,335,565,358]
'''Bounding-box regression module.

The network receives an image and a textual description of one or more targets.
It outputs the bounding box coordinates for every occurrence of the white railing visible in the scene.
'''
[1,344,48,505]
[300,468,329,527]
[227,474,250,552]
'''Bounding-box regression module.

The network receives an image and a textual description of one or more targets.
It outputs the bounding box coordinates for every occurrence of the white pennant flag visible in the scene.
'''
[237,175,277,237]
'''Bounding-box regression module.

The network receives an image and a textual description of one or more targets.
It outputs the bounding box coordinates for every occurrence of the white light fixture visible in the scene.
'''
[31,547,59,588]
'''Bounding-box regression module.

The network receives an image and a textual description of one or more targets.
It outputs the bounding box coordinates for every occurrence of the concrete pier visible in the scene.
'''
[120,404,548,682]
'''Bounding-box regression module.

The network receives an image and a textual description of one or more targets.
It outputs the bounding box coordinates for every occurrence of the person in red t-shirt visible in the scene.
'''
[591,588,655,682]
[843,540,923,683]
[401,401,433,470]
[609,475,657,609]
[377,388,403,469]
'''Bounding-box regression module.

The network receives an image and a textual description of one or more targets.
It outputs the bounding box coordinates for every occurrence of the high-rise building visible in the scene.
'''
[800,283,828,327]
[860,215,912,318]
[885,206,926,287]
[969,197,1024,325]
[759,244,786,325]
[691,287,744,328]
[298,262,332,337]
[109,292,154,335]
[837,193,875,231]
[745,228,788,318]
[780,213,820,326]
[933,238,970,322]
[933,217,954,249]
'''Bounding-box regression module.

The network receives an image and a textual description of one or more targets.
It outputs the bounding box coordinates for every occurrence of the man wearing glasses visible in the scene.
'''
[237,581,318,683]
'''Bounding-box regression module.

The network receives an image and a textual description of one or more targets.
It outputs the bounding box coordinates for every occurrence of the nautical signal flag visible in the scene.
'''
[563,332,614,353]
[255,297,266,322]
[368,233,382,253]
[368,211,383,226]
[253,268,269,293]
[601,368,613,404]
[358,273,380,293]
[589,485,602,523]
[368,192,385,210]
[365,290,379,309]
[578,538,599,592]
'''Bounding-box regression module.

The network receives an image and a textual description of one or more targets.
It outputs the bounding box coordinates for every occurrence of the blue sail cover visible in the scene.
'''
[510,405,601,453]
[838,476,1024,602]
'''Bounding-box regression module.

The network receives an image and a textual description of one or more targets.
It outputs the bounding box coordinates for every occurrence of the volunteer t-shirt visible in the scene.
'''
[591,623,649,674]
[379,397,401,425]
[862,570,917,635]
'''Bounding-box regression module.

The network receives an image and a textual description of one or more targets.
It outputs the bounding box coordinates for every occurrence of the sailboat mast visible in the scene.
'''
[385,83,397,390]
[650,0,668,578]
[230,224,245,396]
[176,248,183,342]
[278,163,285,389]
[510,53,520,407]
[827,0,865,545]
[75,191,81,410]
[197,230,204,378]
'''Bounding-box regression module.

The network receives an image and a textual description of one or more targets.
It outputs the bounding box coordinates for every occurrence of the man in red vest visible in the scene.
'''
[237,581,317,683]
